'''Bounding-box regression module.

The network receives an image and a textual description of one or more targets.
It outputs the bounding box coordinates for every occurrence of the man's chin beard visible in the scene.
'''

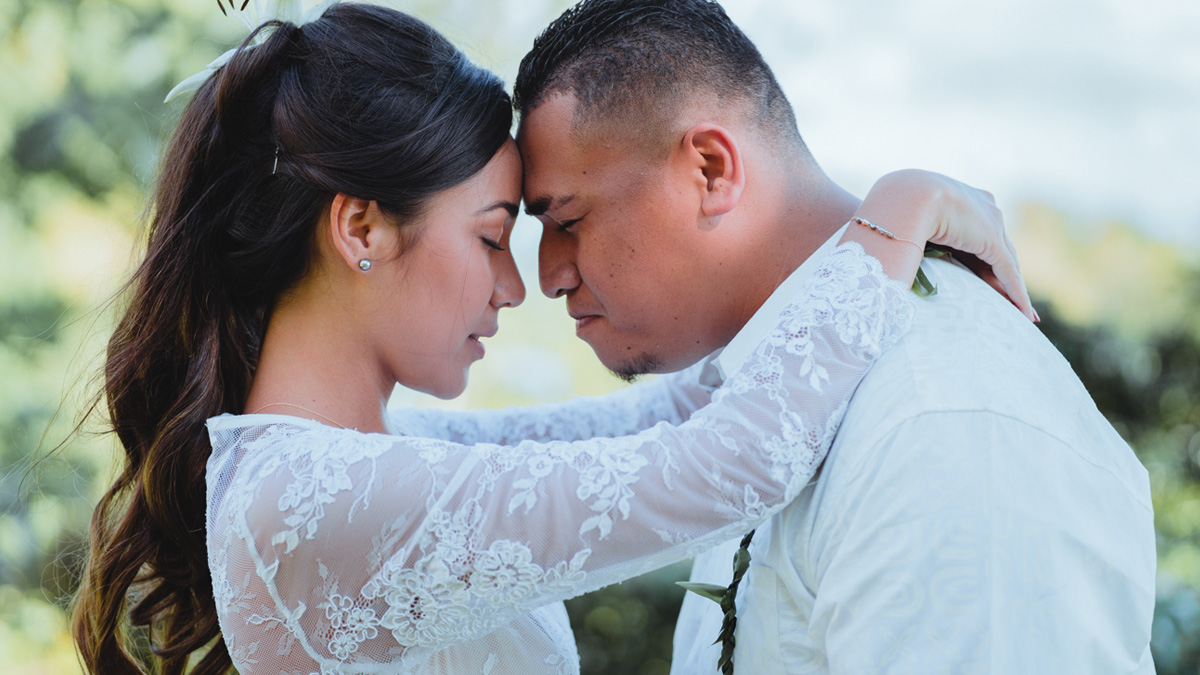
[608,352,663,383]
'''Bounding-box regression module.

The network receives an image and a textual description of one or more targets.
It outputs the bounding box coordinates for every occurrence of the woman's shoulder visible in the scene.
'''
[205,414,424,556]
[206,411,339,436]
[206,413,403,466]
[205,414,389,507]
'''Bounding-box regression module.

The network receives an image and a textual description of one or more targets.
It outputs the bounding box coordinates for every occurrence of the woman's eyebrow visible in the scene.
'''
[476,200,519,218]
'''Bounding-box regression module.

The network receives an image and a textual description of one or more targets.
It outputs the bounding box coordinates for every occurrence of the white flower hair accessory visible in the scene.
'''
[164,0,338,104]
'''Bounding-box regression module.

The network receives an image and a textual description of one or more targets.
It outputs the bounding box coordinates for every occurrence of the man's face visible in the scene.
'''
[517,94,737,377]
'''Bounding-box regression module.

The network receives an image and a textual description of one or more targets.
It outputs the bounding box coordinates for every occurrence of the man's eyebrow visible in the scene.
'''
[476,201,519,218]
[523,194,576,217]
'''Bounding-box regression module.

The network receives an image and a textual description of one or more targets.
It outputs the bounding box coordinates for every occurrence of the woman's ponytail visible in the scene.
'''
[72,4,512,671]
[71,22,305,675]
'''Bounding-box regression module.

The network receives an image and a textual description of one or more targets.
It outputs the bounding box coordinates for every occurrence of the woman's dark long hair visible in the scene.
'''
[70,5,512,673]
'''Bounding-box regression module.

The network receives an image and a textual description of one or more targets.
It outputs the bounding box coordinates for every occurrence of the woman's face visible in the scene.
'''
[374,138,525,399]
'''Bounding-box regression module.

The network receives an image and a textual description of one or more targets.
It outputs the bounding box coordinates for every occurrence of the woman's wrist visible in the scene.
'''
[856,169,945,246]
[839,169,1037,321]
[838,170,947,286]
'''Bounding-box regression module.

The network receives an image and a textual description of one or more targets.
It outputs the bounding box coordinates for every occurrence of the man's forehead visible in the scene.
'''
[516,92,579,148]
[517,97,566,145]
[517,92,667,212]
[517,96,593,211]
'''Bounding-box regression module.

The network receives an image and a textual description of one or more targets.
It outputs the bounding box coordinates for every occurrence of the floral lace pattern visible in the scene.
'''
[204,243,914,674]
[391,357,713,445]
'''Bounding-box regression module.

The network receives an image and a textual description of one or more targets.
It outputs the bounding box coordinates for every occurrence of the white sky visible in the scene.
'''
[733,0,1200,247]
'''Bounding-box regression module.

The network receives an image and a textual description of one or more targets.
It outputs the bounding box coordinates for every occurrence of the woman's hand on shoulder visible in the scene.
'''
[857,169,1037,322]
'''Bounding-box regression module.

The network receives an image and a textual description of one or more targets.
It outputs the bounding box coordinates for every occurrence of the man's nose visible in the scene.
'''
[538,231,581,299]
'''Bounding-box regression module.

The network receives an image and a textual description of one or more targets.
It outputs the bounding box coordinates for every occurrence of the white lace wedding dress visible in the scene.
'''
[204,243,915,674]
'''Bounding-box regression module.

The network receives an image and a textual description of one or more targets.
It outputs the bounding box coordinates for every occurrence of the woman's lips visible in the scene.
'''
[467,335,486,357]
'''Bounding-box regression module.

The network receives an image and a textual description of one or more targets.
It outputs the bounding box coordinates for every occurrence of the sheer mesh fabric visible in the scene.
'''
[391,357,714,445]
[204,243,915,674]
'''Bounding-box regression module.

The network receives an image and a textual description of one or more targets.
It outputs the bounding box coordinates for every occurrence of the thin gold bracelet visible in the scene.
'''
[851,216,924,253]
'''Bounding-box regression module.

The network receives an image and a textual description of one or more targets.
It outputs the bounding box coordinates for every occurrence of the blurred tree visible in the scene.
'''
[565,562,690,675]
[0,0,220,667]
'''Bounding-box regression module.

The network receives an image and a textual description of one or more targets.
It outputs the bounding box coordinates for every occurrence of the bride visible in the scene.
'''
[70,3,1033,674]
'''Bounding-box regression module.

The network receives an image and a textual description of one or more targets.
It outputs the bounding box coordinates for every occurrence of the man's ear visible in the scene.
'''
[680,123,745,218]
[327,193,399,272]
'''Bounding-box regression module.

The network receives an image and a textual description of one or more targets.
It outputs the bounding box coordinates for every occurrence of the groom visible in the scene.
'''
[514,0,1156,672]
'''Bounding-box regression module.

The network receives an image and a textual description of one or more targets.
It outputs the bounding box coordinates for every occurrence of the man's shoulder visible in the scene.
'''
[846,257,1089,429]
[824,258,1147,499]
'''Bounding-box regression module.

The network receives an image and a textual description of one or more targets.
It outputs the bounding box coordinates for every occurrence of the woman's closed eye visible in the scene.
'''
[480,219,511,252]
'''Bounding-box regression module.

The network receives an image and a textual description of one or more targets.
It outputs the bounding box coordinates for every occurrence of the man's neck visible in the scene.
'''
[775,176,860,275]
[727,161,861,334]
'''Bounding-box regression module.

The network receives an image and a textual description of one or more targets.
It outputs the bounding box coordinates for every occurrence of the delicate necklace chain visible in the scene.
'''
[249,402,347,429]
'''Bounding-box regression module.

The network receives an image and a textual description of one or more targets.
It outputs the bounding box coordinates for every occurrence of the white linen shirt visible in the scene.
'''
[673,237,1156,674]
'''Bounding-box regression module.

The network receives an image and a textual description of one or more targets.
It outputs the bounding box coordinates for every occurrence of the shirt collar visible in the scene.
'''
[699,224,849,388]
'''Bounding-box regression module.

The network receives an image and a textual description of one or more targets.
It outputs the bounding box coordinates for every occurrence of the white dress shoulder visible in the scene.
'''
[204,243,915,674]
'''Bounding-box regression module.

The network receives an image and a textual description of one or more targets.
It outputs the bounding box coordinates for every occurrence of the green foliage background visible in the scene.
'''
[1,0,1197,673]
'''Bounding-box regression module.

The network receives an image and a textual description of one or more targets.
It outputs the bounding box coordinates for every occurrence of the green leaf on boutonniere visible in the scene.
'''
[912,267,937,297]
[924,244,954,262]
[676,582,727,604]
[732,547,751,572]
[911,244,953,297]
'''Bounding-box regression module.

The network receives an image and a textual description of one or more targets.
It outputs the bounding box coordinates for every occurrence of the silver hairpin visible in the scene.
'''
[272,146,279,175]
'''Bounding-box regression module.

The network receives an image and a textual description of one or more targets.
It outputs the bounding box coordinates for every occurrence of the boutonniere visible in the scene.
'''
[677,530,755,675]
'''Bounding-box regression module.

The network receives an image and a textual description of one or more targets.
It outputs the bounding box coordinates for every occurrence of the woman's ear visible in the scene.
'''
[327,194,399,273]
[680,123,746,218]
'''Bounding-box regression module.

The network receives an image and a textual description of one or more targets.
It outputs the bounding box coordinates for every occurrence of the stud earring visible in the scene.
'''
[358,259,372,271]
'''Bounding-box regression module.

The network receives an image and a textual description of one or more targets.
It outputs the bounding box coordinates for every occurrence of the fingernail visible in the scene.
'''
[1033,308,1041,323]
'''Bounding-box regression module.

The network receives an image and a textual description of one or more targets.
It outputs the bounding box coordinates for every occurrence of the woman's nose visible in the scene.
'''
[493,253,526,308]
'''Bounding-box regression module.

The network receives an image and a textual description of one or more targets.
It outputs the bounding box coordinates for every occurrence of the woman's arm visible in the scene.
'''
[210,244,913,666]
[389,360,712,444]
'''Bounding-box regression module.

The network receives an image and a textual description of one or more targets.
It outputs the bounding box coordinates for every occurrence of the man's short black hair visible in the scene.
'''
[514,0,804,150]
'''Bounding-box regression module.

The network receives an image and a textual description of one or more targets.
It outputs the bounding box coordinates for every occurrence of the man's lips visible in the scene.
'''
[569,312,601,335]
[567,305,603,321]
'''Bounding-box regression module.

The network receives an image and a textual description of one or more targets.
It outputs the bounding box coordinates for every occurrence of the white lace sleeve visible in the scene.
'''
[389,361,711,444]
[205,243,916,673]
